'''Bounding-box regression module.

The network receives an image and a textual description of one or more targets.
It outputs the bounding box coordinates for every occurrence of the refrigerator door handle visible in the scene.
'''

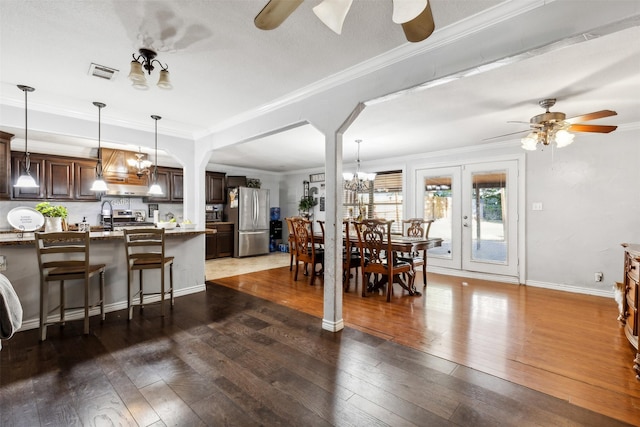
[240,231,265,235]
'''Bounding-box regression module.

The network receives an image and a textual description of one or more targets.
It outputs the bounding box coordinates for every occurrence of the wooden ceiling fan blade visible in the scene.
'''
[255,0,303,30]
[568,124,617,133]
[401,1,435,43]
[565,109,617,124]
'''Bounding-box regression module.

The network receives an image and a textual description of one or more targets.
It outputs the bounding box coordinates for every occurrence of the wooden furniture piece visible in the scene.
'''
[0,131,13,200]
[291,217,324,286]
[146,166,184,203]
[621,243,640,379]
[285,217,297,271]
[206,172,226,204]
[124,228,174,320]
[205,223,234,259]
[35,231,106,341]
[397,218,434,288]
[342,220,363,293]
[354,219,414,301]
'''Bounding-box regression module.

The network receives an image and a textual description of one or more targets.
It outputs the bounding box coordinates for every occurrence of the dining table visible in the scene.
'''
[313,231,443,296]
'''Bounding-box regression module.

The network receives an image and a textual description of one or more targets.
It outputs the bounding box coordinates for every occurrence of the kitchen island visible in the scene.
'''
[0,228,211,331]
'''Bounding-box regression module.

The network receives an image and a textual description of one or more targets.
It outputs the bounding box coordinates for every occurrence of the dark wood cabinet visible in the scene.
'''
[226,175,246,188]
[205,223,234,259]
[621,243,640,379]
[46,158,74,200]
[0,131,12,200]
[146,166,183,203]
[206,172,225,204]
[12,153,45,199]
[74,160,99,200]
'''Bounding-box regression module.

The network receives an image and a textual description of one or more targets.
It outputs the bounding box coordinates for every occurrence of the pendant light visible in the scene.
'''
[14,85,39,188]
[90,102,108,192]
[147,115,163,195]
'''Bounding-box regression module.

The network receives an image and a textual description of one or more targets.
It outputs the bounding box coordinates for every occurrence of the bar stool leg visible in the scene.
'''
[139,271,144,310]
[40,279,47,341]
[84,276,90,335]
[160,265,165,317]
[170,263,174,307]
[60,280,65,324]
[127,267,133,321]
[100,271,105,321]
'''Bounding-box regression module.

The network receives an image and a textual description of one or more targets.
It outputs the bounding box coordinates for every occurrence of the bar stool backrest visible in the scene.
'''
[123,228,166,266]
[36,231,91,280]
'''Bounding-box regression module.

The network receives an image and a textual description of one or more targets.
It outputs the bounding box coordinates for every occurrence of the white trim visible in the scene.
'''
[17,283,206,332]
[322,318,345,332]
[526,280,615,299]
[429,266,521,285]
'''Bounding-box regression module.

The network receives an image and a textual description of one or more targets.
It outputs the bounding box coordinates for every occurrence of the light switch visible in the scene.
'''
[532,202,543,211]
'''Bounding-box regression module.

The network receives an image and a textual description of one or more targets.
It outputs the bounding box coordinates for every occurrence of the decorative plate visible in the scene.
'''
[7,207,45,231]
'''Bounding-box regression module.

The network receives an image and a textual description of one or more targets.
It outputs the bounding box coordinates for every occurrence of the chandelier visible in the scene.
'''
[128,48,172,90]
[128,147,152,178]
[520,99,575,151]
[343,139,376,192]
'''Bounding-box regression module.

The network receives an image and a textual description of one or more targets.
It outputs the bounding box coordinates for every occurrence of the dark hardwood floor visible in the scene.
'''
[0,265,636,426]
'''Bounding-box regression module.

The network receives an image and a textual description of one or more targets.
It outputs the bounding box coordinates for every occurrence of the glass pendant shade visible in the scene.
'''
[149,115,163,195]
[128,61,146,81]
[90,177,108,192]
[15,172,38,188]
[148,181,163,195]
[312,0,353,34]
[91,101,108,192]
[521,132,539,151]
[157,70,172,89]
[554,129,575,148]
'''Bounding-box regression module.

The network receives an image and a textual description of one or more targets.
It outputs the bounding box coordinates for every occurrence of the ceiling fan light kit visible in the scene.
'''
[519,98,616,151]
[256,0,435,43]
[128,48,172,90]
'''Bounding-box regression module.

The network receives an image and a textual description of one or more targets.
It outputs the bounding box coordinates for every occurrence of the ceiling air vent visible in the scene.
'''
[88,63,119,80]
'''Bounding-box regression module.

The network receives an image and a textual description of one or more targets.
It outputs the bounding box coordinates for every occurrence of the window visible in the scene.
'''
[343,170,403,233]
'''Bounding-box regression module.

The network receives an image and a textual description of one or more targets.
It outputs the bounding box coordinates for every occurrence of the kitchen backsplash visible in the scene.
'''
[0,198,183,230]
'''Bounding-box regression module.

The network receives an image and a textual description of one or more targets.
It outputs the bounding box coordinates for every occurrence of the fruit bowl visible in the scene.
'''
[156,222,177,229]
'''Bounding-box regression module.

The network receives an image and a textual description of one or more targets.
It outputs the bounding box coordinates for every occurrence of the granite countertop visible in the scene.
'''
[0,228,212,246]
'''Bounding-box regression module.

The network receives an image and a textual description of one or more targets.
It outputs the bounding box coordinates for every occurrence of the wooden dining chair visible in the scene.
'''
[35,231,106,341]
[291,217,324,286]
[124,228,174,320]
[343,220,363,293]
[354,219,413,301]
[285,217,297,271]
[398,218,434,288]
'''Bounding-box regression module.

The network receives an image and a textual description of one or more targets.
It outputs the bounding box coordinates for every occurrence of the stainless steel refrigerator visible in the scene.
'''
[232,187,270,257]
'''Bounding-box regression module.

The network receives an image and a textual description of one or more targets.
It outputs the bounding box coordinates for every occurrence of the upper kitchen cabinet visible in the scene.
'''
[74,159,99,201]
[100,147,149,187]
[146,166,183,203]
[206,172,226,204]
[46,158,74,200]
[0,131,12,200]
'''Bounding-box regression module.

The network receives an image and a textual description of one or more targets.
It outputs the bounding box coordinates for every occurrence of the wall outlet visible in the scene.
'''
[0,255,6,272]
[595,272,603,282]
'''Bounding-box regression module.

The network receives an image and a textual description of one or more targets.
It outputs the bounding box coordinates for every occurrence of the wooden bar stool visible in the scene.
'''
[123,228,174,320]
[35,231,106,341]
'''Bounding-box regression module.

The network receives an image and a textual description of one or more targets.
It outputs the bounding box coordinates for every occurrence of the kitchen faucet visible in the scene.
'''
[100,200,113,230]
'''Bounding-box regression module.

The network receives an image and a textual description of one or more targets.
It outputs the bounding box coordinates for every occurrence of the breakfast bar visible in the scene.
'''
[0,228,209,330]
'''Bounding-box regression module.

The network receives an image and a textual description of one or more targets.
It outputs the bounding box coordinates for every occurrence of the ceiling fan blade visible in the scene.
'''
[313,0,354,35]
[401,1,435,42]
[482,129,530,141]
[568,124,618,133]
[255,0,303,30]
[392,0,428,24]
[565,109,617,124]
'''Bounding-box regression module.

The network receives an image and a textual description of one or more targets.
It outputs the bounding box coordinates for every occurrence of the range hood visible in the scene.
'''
[100,147,151,197]
[104,183,151,197]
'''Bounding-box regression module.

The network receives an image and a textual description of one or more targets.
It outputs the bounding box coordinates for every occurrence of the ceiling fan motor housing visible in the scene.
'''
[531,111,566,126]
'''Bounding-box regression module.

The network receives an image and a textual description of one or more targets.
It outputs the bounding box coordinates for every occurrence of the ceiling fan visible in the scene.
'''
[494,98,617,151]
[254,0,435,43]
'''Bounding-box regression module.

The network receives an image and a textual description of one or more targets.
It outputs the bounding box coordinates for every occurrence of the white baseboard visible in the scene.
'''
[525,280,614,298]
[19,283,206,332]
[322,318,345,332]
[428,266,521,285]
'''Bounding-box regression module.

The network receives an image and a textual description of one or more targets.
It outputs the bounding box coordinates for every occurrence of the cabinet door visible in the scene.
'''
[46,159,74,200]
[170,170,183,202]
[147,168,171,202]
[206,233,218,259]
[12,153,45,199]
[74,160,99,200]
[206,172,225,204]
[0,131,12,200]
[217,231,234,258]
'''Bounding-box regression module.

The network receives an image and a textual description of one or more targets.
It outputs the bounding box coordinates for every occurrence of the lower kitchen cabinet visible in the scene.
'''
[206,223,234,259]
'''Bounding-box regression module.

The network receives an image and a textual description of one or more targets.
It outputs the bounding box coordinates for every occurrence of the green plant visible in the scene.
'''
[35,202,68,218]
[298,196,318,212]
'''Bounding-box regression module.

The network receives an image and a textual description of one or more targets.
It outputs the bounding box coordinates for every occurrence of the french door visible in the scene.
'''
[417,160,519,278]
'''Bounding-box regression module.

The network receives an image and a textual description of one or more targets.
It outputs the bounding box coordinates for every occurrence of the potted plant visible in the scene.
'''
[298,196,318,218]
[35,202,69,232]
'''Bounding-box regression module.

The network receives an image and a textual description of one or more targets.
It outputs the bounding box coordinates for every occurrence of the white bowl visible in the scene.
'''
[156,222,177,229]
[180,223,196,229]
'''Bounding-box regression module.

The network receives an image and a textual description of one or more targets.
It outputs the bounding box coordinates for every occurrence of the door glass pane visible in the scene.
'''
[470,171,507,263]
[424,175,452,260]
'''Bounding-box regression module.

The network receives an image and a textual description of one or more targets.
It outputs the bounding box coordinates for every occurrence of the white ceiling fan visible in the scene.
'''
[254,0,435,43]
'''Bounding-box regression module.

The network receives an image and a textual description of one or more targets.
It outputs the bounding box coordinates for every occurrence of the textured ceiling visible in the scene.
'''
[0,0,639,172]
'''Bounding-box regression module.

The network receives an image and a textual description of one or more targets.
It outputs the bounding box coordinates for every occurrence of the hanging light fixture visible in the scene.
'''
[148,115,163,196]
[127,147,152,178]
[14,85,39,188]
[128,48,172,90]
[520,99,576,151]
[343,139,376,192]
[90,102,108,192]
